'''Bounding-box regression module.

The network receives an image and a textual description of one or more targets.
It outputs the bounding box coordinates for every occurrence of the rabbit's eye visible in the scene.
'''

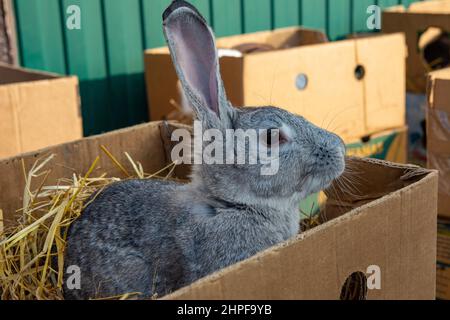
[263,128,287,147]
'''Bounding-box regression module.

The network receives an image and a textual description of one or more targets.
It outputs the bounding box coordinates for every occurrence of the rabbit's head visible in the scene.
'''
[163,1,345,206]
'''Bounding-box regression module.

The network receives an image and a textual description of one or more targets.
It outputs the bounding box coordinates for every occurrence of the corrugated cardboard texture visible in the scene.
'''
[164,159,437,300]
[427,68,450,218]
[383,0,450,93]
[0,0,16,65]
[0,122,437,300]
[0,64,83,159]
[145,28,406,143]
[437,219,450,300]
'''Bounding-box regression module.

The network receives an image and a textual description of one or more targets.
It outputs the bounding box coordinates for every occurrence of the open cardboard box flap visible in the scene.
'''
[0,1,17,65]
[147,27,328,55]
[0,122,438,299]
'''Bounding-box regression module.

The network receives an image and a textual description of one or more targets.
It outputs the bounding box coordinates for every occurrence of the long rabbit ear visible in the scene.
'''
[163,0,231,126]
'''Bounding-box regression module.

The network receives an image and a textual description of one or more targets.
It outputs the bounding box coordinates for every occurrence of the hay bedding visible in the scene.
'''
[0,148,178,300]
[0,147,321,300]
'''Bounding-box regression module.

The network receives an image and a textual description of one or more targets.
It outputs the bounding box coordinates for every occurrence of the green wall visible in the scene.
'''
[14,0,423,135]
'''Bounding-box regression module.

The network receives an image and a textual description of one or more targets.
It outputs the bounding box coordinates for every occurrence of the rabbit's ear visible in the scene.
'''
[163,0,231,126]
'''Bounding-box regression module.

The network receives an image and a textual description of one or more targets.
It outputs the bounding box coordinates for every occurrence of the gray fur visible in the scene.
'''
[64,0,345,300]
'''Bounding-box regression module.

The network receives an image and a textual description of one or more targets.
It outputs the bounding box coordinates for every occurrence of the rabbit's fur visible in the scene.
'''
[64,0,346,300]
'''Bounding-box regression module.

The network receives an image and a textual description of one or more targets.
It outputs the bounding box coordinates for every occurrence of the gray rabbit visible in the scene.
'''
[63,0,346,300]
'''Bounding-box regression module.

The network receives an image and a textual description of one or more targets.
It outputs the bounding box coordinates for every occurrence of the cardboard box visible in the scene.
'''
[0,122,437,300]
[406,93,427,166]
[437,219,450,300]
[145,27,406,143]
[0,0,17,65]
[427,68,450,218]
[167,157,436,300]
[383,0,450,93]
[0,63,83,160]
[300,126,408,216]
[0,122,177,227]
